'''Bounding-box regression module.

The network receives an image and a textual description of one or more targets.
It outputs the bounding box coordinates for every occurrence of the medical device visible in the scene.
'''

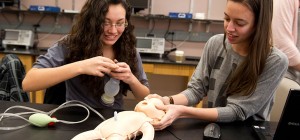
[101,78,120,106]
[0,100,106,130]
[2,29,35,49]
[136,37,165,55]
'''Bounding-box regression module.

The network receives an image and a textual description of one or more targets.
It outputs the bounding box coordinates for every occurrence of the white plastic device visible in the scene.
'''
[101,78,120,106]
[2,29,35,49]
[136,37,165,55]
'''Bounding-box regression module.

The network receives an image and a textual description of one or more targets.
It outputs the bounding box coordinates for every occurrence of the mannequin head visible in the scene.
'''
[134,98,165,123]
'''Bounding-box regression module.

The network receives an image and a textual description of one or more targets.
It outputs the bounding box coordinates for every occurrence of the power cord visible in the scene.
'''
[0,100,106,130]
[166,127,183,140]
[163,48,177,58]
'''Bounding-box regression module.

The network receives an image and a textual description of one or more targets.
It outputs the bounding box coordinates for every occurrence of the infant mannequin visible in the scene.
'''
[134,97,165,123]
[72,98,166,140]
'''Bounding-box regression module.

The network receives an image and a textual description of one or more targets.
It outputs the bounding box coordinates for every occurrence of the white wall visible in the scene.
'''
[207,0,226,20]
[150,0,226,20]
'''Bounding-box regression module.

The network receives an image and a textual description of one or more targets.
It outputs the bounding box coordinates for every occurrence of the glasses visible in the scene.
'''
[103,22,128,30]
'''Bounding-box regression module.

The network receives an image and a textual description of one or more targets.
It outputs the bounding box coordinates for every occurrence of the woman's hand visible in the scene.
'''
[145,94,184,130]
[145,94,170,105]
[151,104,183,130]
[78,56,118,77]
[110,62,135,84]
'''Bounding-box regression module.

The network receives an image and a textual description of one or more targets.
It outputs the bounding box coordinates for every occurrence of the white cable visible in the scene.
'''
[54,100,106,121]
[0,105,48,122]
[37,25,57,41]
[54,104,90,124]
[0,100,106,131]
[0,113,31,130]
[37,14,60,42]
[176,32,191,48]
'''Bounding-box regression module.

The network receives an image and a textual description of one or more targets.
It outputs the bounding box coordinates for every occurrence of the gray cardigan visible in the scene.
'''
[182,34,288,122]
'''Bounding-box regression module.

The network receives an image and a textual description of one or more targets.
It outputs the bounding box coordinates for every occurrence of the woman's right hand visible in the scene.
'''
[77,56,119,77]
[151,104,183,130]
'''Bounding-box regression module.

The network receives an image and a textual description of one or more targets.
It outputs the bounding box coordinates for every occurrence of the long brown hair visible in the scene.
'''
[223,0,273,96]
[60,0,137,96]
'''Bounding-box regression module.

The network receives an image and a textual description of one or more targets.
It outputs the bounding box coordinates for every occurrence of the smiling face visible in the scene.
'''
[100,4,127,47]
[224,1,255,49]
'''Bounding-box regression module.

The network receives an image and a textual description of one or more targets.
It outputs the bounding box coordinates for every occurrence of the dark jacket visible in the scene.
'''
[0,54,29,102]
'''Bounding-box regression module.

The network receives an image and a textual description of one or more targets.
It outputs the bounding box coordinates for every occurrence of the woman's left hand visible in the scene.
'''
[110,62,134,84]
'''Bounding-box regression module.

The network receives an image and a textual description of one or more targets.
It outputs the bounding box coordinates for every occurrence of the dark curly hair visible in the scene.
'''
[59,0,137,97]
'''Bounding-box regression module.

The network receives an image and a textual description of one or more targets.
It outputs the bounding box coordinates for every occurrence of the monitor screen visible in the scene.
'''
[5,30,19,40]
[136,38,152,49]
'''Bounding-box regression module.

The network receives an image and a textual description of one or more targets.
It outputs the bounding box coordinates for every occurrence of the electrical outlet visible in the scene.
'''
[168,32,175,35]
[192,32,199,37]
[146,33,155,37]
[165,31,175,40]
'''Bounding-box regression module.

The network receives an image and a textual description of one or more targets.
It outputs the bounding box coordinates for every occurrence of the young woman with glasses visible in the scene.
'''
[22,0,150,109]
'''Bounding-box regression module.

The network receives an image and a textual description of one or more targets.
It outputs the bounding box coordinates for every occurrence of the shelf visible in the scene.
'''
[0,8,79,16]
[0,8,223,24]
[132,14,223,23]
[0,8,223,42]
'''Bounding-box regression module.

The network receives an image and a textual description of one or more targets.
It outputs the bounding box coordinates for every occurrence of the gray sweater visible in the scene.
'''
[182,34,288,122]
